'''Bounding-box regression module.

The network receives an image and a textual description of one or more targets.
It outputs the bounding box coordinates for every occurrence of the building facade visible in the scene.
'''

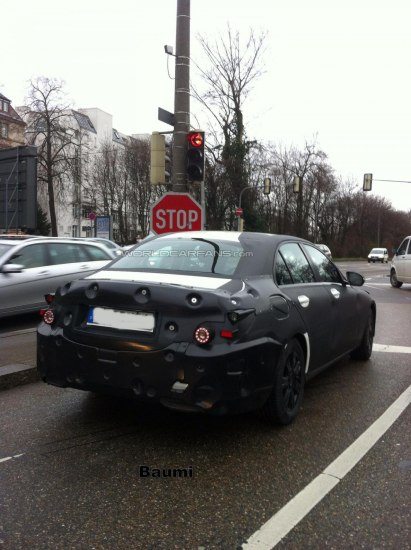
[0,93,26,149]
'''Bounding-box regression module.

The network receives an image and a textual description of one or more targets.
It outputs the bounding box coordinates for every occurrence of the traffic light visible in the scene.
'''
[150,132,166,184]
[263,177,271,195]
[186,131,205,182]
[363,173,373,191]
[293,176,301,193]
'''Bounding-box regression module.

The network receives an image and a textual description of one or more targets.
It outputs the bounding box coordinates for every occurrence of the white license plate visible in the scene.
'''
[87,307,155,332]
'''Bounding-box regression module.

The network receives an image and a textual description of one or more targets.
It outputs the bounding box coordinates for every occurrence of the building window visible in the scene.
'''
[72,225,79,237]
[0,123,9,139]
[3,101,9,113]
[81,205,93,219]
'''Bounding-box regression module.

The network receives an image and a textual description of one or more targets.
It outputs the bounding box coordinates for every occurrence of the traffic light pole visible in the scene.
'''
[172,0,190,192]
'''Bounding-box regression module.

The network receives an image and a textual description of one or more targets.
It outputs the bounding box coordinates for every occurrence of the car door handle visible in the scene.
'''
[80,264,90,269]
[37,271,49,276]
[330,288,340,299]
[298,295,310,308]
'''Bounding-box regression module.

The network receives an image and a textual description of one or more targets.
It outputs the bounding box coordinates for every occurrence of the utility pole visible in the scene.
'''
[172,0,190,192]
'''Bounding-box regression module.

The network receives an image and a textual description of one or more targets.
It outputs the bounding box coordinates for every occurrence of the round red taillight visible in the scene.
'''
[43,309,55,325]
[194,326,212,345]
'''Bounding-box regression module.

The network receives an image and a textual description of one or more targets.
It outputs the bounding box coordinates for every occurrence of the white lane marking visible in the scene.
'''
[0,453,24,463]
[243,384,411,549]
[373,344,411,354]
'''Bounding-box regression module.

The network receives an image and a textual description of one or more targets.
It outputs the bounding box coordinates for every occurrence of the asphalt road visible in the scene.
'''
[0,261,410,549]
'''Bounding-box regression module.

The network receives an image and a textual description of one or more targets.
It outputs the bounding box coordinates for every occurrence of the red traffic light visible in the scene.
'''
[188,132,203,148]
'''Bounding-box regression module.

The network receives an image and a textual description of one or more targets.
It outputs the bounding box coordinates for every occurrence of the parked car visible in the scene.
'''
[0,238,115,318]
[38,231,375,425]
[315,243,332,259]
[390,236,411,288]
[367,247,388,263]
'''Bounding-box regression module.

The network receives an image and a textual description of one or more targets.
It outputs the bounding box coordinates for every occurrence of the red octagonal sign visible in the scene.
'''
[150,193,203,235]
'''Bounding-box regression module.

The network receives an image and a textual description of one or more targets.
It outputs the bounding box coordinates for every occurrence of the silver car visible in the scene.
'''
[0,238,114,318]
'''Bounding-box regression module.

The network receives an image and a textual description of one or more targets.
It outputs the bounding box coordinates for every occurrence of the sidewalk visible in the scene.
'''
[0,328,39,390]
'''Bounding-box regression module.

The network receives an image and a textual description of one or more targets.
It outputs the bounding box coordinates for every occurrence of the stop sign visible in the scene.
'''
[150,193,203,235]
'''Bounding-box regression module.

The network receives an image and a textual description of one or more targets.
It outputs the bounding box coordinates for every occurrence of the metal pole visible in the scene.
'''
[16,147,19,230]
[77,141,82,237]
[172,0,190,192]
[200,180,206,228]
[237,186,253,231]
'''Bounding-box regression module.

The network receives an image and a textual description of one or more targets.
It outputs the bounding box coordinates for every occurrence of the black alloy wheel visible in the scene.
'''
[282,349,304,414]
[262,339,305,425]
[350,311,374,361]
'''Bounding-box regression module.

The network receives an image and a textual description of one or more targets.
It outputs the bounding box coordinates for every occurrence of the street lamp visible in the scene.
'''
[236,178,272,231]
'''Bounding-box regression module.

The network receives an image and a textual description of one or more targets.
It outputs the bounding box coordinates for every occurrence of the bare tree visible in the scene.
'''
[193,26,267,229]
[23,77,75,235]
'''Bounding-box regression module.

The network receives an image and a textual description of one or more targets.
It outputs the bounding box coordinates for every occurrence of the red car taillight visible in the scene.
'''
[42,309,55,325]
[194,326,213,345]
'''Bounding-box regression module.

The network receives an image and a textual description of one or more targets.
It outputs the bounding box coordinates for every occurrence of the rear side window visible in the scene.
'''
[275,253,293,285]
[279,243,315,284]
[48,243,88,264]
[8,244,47,268]
[407,241,411,254]
[84,245,111,261]
[303,245,341,283]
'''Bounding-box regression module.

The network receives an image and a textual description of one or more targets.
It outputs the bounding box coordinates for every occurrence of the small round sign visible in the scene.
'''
[235,207,243,217]
[88,212,96,221]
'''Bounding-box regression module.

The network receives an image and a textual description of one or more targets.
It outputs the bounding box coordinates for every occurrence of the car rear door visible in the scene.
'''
[302,244,360,356]
[0,242,50,313]
[46,242,112,291]
[275,242,335,371]
[395,238,410,280]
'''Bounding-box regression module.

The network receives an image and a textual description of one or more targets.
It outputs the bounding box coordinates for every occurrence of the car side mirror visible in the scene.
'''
[346,271,364,286]
[1,263,24,274]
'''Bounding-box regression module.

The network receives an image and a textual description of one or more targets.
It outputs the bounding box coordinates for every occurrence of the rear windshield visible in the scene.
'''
[0,243,12,257]
[370,248,384,254]
[108,237,244,276]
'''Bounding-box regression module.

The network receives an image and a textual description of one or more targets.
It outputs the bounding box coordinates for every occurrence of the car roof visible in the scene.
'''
[0,237,113,251]
[154,230,310,246]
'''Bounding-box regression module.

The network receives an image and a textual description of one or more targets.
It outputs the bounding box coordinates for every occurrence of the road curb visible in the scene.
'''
[0,328,37,338]
[0,364,40,391]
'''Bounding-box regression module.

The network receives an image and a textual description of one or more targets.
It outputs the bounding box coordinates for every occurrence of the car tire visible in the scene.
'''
[261,338,305,425]
[350,311,374,361]
[390,270,403,288]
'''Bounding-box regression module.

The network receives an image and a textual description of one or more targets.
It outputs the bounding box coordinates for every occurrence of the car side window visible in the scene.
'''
[279,243,315,284]
[397,239,409,255]
[84,245,111,261]
[48,243,85,264]
[7,244,47,269]
[275,252,293,285]
[303,245,341,283]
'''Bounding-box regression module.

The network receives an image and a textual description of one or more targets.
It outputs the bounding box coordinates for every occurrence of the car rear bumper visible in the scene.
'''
[37,328,282,415]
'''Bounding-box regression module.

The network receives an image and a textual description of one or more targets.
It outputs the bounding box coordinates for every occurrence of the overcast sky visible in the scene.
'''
[2,0,411,211]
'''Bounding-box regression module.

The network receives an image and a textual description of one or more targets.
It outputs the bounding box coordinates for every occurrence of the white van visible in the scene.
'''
[390,236,411,287]
[367,247,388,263]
